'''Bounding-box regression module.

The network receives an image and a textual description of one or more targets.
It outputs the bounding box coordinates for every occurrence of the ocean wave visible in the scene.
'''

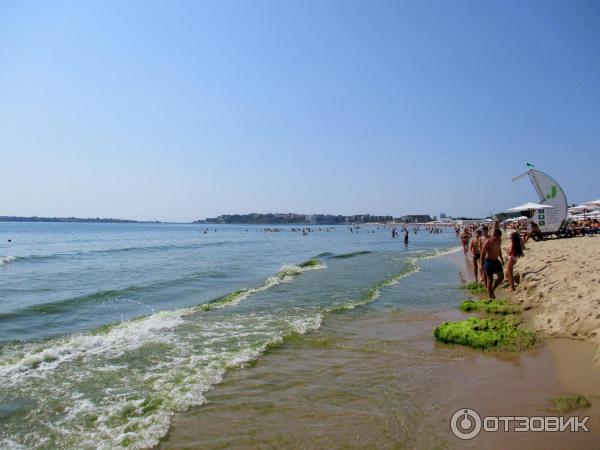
[327,245,461,312]
[331,250,372,259]
[420,246,462,260]
[3,241,229,264]
[0,286,144,321]
[0,309,185,388]
[0,268,227,321]
[195,260,326,313]
[0,255,17,265]
[331,257,420,312]
[0,250,454,449]
[0,258,327,387]
[0,313,325,449]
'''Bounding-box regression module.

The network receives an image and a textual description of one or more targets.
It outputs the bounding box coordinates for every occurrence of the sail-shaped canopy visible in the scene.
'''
[512,169,568,233]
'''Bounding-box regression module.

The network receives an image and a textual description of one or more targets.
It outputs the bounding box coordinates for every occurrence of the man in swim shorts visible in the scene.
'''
[468,229,483,282]
[480,228,504,299]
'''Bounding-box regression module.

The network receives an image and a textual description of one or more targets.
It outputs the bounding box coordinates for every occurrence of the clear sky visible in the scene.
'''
[1,0,599,222]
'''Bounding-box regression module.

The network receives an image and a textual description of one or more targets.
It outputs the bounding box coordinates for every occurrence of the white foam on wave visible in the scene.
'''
[333,258,421,311]
[0,439,28,450]
[200,261,326,311]
[421,246,462,260]
[0,310,184,388]
[2,312,328,450]
[289,314,323,334]
[0,260,328,387]
[0,255,17,265]
[0,259,334,449]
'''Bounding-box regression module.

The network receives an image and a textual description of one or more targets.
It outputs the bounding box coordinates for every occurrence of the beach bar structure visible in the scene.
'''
[512,167,569,239]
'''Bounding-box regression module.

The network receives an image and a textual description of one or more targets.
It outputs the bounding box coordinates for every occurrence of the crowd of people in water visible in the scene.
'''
[198,220,532,300]
[271,224,449,241]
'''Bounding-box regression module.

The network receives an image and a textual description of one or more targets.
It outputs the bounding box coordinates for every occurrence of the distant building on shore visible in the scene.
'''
[454,217,485,226]
[396,214,433,223]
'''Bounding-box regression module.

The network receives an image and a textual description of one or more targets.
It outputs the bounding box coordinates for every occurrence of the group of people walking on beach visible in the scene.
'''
[460,222,525,299]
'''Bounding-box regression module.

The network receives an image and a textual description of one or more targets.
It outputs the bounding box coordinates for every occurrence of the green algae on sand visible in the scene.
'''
[434,317,535,351]
[463,282,487,295]
[459,299,519,315]
[550,395,591,414]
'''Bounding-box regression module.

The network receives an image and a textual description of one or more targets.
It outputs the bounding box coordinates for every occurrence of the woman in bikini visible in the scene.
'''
[505,231,524,291]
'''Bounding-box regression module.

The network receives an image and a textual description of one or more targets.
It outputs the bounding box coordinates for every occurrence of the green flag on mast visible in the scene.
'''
[526,162,535,168]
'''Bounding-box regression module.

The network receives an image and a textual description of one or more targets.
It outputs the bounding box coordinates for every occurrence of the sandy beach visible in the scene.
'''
[512,235,600,368]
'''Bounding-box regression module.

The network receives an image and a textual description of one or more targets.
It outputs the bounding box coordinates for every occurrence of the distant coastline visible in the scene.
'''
[0,216,162,224]
[1,212,492,225]
[194,213,407,225]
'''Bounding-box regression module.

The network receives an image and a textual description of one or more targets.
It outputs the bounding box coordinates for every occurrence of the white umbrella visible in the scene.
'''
[570,204,599,218]
[508,202,555,212]
[574,203,599,210]
[588,210,600,217]
[584,199,600,207]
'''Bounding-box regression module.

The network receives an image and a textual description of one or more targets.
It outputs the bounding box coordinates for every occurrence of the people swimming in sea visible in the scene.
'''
[505,230,524,291]
[468,229,482,282]
[404,229,409,244]
[480,228,504,299]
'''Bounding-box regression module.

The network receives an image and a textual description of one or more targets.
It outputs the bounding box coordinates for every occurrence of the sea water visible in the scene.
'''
[0,222,461,449]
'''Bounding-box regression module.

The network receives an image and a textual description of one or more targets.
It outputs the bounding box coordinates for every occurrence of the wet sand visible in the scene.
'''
[159,306,599,449]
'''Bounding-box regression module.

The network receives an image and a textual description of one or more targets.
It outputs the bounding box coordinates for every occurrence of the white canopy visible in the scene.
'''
[569,204,599,214]
[569,210,600,219]
[508,202,555,212]
[505,216,529,222]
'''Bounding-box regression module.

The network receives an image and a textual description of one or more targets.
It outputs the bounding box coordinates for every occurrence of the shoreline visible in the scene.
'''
[158,248,600,449]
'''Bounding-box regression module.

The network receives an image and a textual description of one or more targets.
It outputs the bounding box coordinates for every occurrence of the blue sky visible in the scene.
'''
[1,0,599,221]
